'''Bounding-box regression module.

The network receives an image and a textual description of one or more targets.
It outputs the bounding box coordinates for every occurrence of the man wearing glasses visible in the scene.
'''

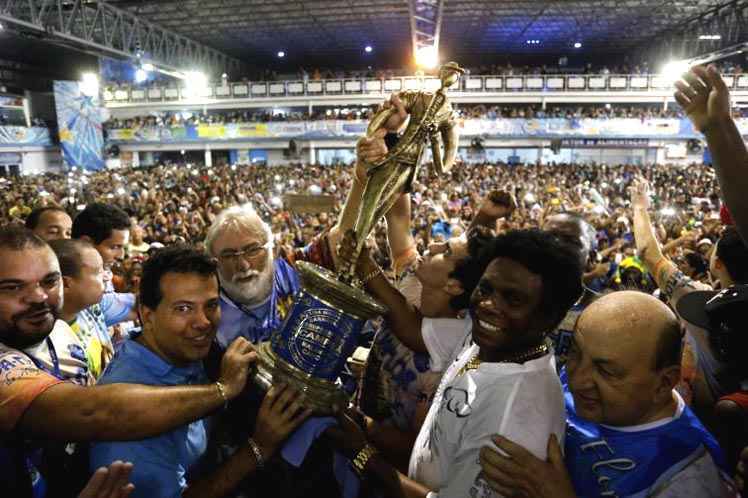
[205,204,297,347]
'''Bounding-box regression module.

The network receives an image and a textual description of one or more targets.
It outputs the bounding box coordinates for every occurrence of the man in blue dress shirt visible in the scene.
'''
[90,246,310,498]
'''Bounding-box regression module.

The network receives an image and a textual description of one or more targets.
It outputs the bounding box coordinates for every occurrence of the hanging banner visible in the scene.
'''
[104,117,748,143]
[53,81,105,170]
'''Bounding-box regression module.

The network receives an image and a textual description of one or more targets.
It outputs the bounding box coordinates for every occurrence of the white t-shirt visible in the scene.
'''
[409,316,566,498]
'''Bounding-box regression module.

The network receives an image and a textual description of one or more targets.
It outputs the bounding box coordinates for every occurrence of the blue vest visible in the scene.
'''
[561,371,728,497]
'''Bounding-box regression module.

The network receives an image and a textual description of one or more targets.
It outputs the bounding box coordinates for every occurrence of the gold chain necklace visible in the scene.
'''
[457,343,549,377]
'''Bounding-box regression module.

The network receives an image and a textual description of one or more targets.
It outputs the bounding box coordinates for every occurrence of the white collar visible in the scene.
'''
[600,390,685,432]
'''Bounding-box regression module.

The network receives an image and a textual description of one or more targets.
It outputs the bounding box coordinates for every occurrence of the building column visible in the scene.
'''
[308,141,316,164]
[205,147,213,167]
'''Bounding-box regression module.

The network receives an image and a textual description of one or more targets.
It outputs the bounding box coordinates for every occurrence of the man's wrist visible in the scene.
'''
[702,116,736,138]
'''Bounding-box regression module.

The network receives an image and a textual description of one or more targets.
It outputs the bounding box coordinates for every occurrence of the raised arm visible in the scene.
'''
[630,178,679,289]
[676,65,748,244]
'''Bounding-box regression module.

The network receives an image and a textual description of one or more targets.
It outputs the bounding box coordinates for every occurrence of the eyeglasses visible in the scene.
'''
[218,241,273,265]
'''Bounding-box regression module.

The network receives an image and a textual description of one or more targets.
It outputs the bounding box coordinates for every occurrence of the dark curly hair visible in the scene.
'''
[140,245,217,310]
[72,203,130,244]
[450,229,583,330]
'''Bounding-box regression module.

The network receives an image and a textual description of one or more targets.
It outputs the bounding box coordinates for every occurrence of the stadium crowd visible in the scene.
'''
[104,103,696,131]
[2,65,748,498]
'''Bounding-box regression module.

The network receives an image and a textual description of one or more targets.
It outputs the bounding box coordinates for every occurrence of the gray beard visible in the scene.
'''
[220,258,274,307]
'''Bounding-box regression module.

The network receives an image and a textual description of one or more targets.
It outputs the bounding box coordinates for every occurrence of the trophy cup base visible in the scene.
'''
[256,342,350,414]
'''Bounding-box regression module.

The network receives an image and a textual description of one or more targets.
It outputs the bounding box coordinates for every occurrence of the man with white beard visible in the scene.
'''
[205,205,299,347]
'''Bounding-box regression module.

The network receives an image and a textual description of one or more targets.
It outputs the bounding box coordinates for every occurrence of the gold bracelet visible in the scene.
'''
[247,437,266,469]
[352,443,378,478]
[361,267,383,285]
[214,381,229,410]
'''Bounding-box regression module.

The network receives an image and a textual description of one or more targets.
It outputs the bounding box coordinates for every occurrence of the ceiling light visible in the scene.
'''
[80,73,100,97]
[135,68,148,83]
[365,45,373,53]
[415,45,438,68]
[660,59,691,85]
[574,42,582,48]
[277,51,285,58]
[699,35,721,40]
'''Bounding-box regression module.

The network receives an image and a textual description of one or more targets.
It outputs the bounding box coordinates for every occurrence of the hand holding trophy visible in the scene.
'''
[255,62,464,413]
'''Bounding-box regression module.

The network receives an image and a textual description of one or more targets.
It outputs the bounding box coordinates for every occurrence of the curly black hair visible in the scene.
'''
[140,245,217,310]
[72,203,130,244]
[450,229,583,330]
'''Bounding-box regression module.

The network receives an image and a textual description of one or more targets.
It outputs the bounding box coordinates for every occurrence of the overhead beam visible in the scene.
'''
[407,0,445,59]
[0,0,241,76]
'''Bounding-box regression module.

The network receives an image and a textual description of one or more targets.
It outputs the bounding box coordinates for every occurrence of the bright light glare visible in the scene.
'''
[80,73,100,97]
[365,45,373,53]
[0,22,4,31]
[183,70,208,97]
[573,42,582,48]
[699,35,721,40]
[415,45,438,69]
[277,51,285,58]
[141,63,155,71]
[135,68,148,83]
[660,60,691,85]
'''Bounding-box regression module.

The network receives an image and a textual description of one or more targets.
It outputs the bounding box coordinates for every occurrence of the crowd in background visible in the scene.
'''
[1,159,722,294]
[103,103,709,131]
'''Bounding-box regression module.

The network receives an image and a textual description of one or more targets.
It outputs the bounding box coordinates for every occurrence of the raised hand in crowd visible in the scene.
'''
[675,64,748,244]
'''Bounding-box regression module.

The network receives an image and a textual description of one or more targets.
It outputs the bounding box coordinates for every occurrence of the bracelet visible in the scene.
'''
[247,437,266,470]
[352,443,378,478]
[361,267,383,286]
[214,381,229,410]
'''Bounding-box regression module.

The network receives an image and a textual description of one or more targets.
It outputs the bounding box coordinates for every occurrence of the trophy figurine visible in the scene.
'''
[255,62,464,413]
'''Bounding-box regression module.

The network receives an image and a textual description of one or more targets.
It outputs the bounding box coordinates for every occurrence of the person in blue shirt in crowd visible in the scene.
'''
[477,291,736,498]
[72,203,138,345]
[90,246,311,498]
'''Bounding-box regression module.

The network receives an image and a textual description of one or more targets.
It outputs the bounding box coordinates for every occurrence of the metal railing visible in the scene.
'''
[103,73,748,104]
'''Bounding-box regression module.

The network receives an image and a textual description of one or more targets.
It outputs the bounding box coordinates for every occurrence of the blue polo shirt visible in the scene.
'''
[89,337,211,498]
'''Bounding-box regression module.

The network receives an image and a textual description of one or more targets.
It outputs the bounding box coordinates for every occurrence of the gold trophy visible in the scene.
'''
[255,62,464,413]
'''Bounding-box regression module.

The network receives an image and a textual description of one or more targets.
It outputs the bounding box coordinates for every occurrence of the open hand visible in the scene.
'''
[79,461,135,498]
[479,434,576,498]
[674,65,732,133]
[629,177,651,210]
[253,384,313,458]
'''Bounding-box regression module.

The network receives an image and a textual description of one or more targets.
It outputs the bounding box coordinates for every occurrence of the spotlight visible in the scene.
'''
[365,45,373,53]
[574,42,582,48]
[415,45,438,69]
[660,59,691,85]
[80,73,100,97]
[277,51,285,58]
[182,70,208,97]
[135,68,148,83]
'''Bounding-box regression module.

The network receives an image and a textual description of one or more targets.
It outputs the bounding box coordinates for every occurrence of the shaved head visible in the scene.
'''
[567,291,683,426]
[577,291,682,371]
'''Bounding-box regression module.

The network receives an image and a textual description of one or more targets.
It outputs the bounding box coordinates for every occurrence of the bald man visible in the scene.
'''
[477,292,736,497]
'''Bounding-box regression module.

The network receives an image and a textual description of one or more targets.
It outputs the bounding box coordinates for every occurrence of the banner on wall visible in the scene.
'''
[0,126,53,146]
[53,81,105,170]
[105,117,748,144]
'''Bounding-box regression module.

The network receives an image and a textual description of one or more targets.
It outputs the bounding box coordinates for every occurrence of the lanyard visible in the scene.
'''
[29,337,62,380]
